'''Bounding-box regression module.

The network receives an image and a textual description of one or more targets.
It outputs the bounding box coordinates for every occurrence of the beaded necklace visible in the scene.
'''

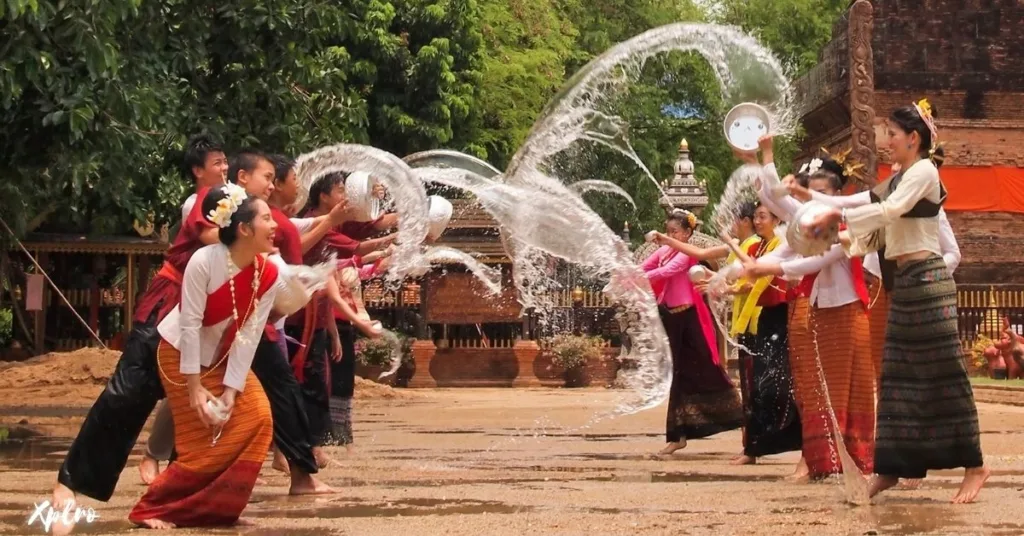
[158,254,263,387]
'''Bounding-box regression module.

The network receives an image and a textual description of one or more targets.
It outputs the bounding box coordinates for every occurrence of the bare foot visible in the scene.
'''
[730,455,756,465]
[657,439,687,456]
[138,455,160,485]
[868,475,899,498]
[784,457,810,483]
[235,518,256,526]
[271,448,289,474]
[289,472,339,495]
[313,447,336,469]
[50,483,76,536]
[255,477,267,486]
[137,519,176,530]
[899,478,922,490]
[952,466,990,504]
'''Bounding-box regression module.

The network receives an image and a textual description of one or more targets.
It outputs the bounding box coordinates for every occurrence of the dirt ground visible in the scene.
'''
[1,365,1023,535]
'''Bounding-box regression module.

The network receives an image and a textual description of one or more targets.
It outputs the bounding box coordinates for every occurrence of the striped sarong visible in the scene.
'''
[129,341,273,527]
[798,302,876,477]
[875,255,983,479]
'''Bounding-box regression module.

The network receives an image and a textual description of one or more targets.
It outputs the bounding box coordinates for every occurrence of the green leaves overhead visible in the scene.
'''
[1,0,843,239]
[1,0,484,234]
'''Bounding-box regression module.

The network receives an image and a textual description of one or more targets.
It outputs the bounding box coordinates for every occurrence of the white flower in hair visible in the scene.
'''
[207,183,249,228]
[808,158,823,175]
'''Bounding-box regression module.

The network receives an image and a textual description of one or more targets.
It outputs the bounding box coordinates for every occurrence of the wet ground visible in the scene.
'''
[1,389,1023,535]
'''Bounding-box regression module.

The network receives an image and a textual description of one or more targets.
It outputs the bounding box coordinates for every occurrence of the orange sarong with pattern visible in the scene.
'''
[128,341,273,527]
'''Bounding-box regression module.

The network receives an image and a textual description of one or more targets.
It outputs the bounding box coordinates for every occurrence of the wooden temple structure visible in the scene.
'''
[792,0,1024,285]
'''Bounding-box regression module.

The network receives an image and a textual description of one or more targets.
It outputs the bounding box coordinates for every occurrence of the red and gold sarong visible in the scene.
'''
[128,342,273,527]
[866,274,889,383]
[795,303,875,477]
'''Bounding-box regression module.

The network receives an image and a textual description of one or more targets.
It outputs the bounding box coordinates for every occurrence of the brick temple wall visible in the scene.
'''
[795,0,1024,285]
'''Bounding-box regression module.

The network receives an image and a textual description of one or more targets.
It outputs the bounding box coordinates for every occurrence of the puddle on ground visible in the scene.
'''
[415,429,485,435]
[0,438,69,471]
[0,510,133,534]
[0,406,90,418]
[866,503,967,534]
[246,497,529,519]
[565,452,729,461]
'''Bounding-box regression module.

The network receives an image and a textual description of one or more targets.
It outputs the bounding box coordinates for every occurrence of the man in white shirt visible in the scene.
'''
[173,135,229,238]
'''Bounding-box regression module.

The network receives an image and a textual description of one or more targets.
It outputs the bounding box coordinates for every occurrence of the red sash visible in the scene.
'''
[200,255,279,358]
[156,262,184,286]
[788,273,818,301]
[841,223,870,311]
[290,292,324,384]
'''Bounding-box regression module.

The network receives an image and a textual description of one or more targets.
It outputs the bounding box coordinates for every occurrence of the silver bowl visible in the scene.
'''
[787,200,839,257]
[688,264,711,283]
[723,103,771,153]
[344,171,380,222]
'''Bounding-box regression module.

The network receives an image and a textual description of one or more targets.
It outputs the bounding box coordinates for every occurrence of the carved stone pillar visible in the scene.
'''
[848,0,878,186]
[407,339,437,388]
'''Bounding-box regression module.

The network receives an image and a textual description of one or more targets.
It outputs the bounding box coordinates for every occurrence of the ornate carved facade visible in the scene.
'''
[791,0,1024,284]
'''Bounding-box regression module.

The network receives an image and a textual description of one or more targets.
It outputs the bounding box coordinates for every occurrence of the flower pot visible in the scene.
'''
[564,366,589,388]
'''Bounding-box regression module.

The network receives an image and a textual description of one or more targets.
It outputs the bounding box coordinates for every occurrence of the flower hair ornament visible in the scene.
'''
[822,147,865,181]
[799,158,824,175]
[207,183,249,228]
[671,208,699,229]
[913,98,940,151]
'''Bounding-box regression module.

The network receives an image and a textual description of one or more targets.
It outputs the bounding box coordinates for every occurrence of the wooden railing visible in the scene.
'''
[957,285,1024,348]
[439,338,518,349]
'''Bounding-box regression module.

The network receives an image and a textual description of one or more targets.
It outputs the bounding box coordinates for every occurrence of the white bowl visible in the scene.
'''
[645,230,658,243]
[723,103,771,152]
[427,195,453,240]
[786,201,839,257]
[345,171,379,222]
[688,264,711,283]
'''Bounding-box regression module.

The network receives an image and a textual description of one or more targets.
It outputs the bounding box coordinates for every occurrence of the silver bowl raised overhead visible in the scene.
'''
[723,102,771,153]
[786,200,839,257]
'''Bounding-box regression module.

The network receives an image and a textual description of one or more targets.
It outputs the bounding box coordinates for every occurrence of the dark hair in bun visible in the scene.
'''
[200,186,262,246]
[810,157,846,191]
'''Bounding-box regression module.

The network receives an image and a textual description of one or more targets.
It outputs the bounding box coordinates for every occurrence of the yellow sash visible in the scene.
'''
[728,235,761,336]
[730,235,781,336]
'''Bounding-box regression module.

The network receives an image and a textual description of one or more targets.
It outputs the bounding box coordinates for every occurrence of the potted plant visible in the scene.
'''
[549,334,604,387]
[355,337,395,383]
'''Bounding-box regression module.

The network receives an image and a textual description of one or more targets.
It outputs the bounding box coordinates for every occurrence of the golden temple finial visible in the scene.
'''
[679,138,689,150]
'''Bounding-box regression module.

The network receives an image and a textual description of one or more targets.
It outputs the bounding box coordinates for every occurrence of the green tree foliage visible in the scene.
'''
[716,0,849,75]
[0,0,845,241]
[0,0,483,235]
[469,0,577,168]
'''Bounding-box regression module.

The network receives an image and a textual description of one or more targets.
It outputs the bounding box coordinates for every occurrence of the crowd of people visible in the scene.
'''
[49,139,398,533]
[641,99,991,504]
[41,98,997,534]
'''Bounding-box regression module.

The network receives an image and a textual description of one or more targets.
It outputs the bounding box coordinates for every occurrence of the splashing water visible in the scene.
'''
[494,23,794,414]
[292,144,502,293]
[569,180,637,209]
[377,329,404,381]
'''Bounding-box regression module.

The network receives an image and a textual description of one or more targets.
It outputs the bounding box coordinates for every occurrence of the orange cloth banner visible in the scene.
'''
[875,164,1024,214]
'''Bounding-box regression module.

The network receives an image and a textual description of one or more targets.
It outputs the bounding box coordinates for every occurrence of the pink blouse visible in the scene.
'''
[641,245,697,308]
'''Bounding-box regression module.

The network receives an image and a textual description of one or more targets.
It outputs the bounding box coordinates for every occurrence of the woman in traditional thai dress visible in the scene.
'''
[129,186,311,528]
[806,100,988,503]
[646,210,744,456]
[788,161,962,385]
[725,203,803,465]
[744,160,876,479]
